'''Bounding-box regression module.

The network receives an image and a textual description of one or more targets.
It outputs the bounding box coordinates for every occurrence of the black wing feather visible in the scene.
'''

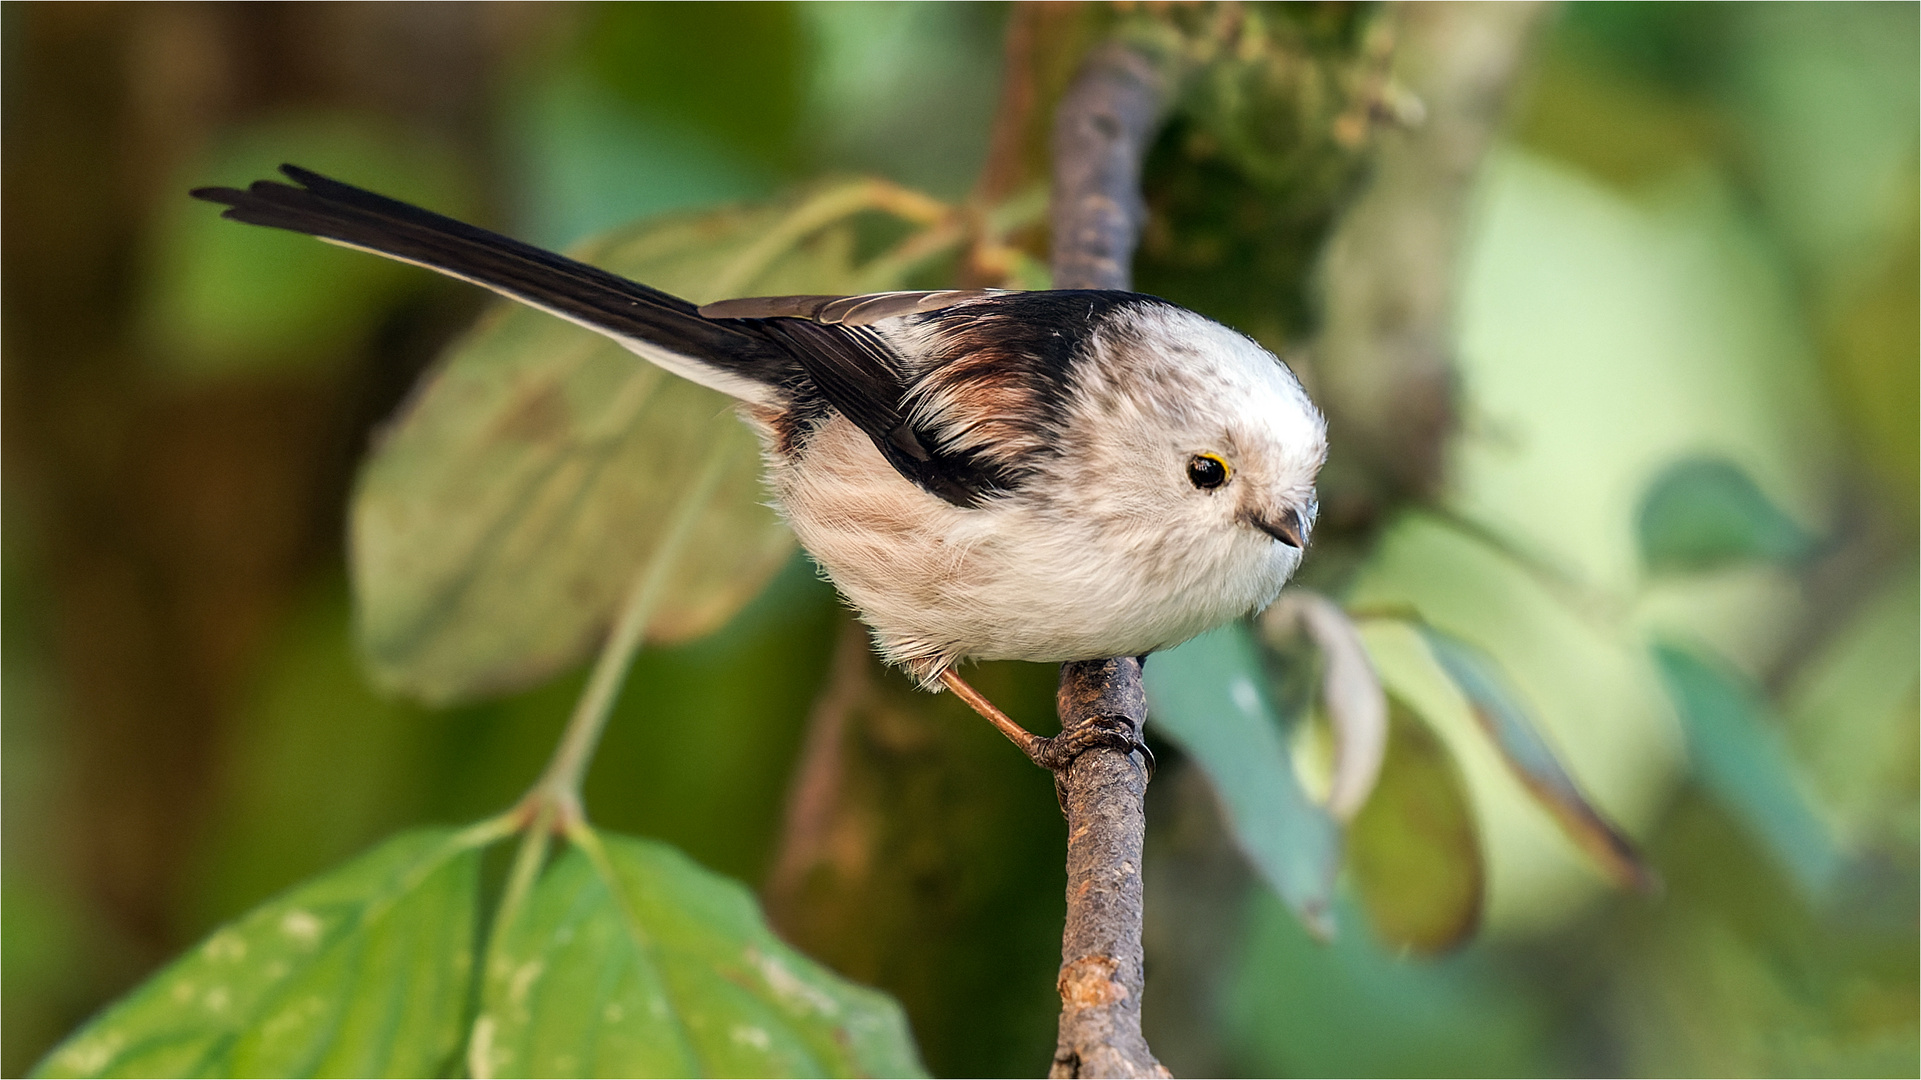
[753,319,1002,506]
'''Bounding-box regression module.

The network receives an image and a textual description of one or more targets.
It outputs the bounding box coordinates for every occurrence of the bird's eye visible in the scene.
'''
[1186,453,1231,490]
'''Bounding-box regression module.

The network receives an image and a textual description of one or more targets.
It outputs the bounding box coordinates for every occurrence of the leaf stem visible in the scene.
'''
[853,219,967,292]
[496,802,557,938]
[450,810,526,852]
[470,799,554,1080]
[709,179,952,297]
[470,441,737,1077]
[523,440,737,824]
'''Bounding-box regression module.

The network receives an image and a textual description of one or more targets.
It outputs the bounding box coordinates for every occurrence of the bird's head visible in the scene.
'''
[1053,301,1327,620]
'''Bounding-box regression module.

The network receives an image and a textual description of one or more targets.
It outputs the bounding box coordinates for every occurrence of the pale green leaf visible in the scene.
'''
[1144,625,1342,936]
[472,831,924,1079]
[1783,567,1920,844]
[35,829,482,1079]
[1347,699,1484,953]
[352,186,942,704]
[1258,592,1388,822]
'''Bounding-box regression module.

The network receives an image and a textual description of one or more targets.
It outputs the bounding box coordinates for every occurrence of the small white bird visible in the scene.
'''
[194,166,1327,762]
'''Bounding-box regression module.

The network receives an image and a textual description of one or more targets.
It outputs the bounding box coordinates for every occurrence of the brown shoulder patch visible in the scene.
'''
[901,291,1146,485]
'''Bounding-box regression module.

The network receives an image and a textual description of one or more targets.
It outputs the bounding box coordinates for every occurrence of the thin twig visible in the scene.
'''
[1044,38,1175,1080]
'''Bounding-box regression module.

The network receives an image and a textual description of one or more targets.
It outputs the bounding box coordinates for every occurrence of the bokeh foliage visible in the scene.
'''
[4,3,1915,1078]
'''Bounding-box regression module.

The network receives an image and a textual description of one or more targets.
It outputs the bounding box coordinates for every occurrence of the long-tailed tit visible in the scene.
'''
[193,166,1327,763]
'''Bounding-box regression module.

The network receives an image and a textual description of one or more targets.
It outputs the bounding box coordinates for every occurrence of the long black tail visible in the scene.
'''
[191,165,791,402]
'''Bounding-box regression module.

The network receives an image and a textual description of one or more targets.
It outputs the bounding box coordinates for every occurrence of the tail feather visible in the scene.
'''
[191,165,793,403]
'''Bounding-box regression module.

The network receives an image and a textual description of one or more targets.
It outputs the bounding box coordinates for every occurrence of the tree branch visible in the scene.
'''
[1038,9,1546,1075]
[1045,39,1173,1080]
[1049,658,1166,1079]
[1049,41,1170,292]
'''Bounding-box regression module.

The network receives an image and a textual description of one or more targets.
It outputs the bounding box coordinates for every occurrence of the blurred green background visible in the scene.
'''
[3,2,1914,1077]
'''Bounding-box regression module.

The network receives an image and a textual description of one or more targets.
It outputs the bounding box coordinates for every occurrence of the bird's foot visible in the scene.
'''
[1029,716,1156,778]
[938,669,1154,777]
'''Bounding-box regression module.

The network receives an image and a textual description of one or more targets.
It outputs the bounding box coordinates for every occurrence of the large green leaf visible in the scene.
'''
[472,831,924,1078]
[1651,640,1844,896]
[1636,457,1813,574]
[1144,625,1342,935]
[35,829,483,1079]
[351,185,939,704]
[1419,626,1657,893]
[1347,699,1484,953]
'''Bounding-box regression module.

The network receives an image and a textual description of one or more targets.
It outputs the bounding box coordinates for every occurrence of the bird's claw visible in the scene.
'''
[938,668,1154,780]
[1030,715,1156,778]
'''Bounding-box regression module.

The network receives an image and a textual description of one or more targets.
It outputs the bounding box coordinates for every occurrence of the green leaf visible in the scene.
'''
[352,184,943,704]
[35,829,484,1079]
[1636,457,1813,573]
[1651,640,1845,896]
[1144,625,1342,936]
[472,830,924,1079]
[1419,626,1657,893]
[1348,699,1484,953]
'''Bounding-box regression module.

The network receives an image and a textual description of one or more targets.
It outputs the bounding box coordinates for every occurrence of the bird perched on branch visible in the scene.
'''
[193,166,1326,764]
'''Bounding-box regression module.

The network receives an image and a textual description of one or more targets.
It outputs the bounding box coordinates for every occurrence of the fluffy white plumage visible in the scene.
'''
[760,302,1326,684]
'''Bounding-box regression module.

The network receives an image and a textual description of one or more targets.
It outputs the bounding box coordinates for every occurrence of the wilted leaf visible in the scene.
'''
[1419,626,1657,893]
[352,185,943,704]
[1636,457,1813,574]
[36,829,484,1079]
[472,830,924,1079]
[1651,640,1845,896]
[1348,699,1484,954]
[1259,592,1389,822]
[1145,625,1342,936]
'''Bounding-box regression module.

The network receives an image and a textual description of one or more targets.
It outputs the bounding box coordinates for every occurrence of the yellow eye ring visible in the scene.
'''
[1186,453,1232,490]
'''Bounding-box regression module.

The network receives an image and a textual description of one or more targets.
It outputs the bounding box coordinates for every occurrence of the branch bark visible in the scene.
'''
[1049,41,1170,293]
[1045,39,1173,1080]
[1049,658,1166,1079]
[1040,9,1546,1075]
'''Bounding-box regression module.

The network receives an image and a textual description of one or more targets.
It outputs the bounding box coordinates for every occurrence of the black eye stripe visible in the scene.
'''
[1187,454,1229,490]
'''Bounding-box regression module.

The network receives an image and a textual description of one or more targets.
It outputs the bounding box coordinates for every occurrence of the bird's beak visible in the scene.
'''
[1247,507,1307,549]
